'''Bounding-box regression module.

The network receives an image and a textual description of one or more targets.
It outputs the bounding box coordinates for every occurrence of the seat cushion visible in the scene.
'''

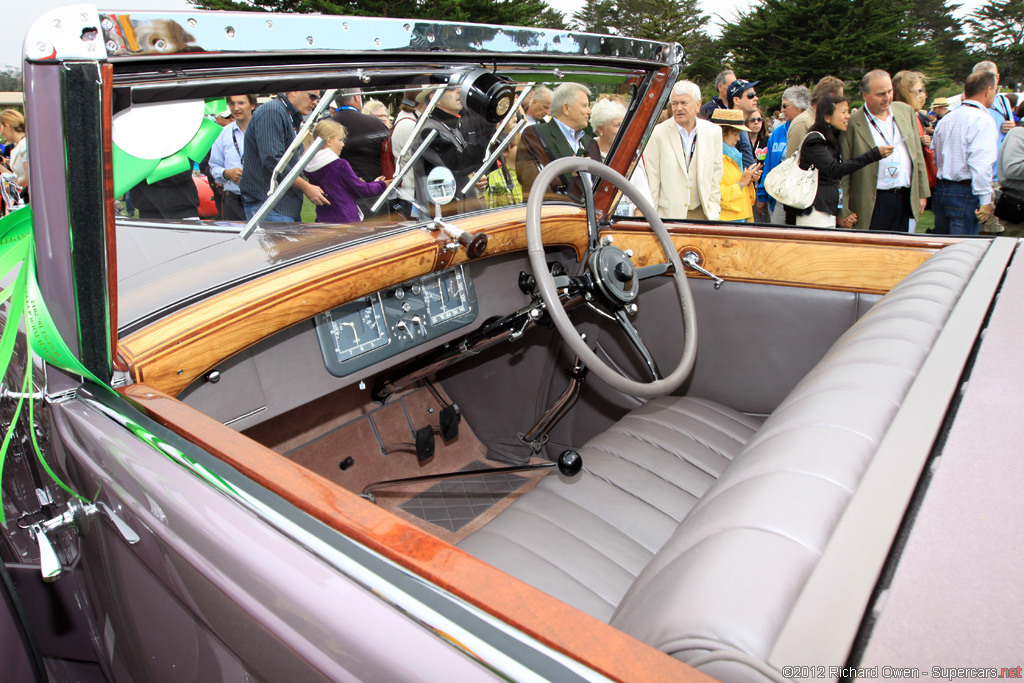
[457,396,762,621]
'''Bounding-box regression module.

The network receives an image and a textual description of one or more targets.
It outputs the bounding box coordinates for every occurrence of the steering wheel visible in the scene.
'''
[525,156,697,399]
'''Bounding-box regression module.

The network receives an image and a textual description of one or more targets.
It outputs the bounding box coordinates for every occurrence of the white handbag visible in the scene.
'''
[764,132,824,210]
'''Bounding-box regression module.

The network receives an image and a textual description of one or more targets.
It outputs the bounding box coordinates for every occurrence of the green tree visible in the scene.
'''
[572,0,618,35]
[572,0,709,61]
[720,0,934,89]
[968,0,1024,86]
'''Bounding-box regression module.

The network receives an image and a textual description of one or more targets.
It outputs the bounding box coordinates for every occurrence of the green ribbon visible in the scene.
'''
[0,207,96,524]
[0,204,241,526]
[112,97,227,197]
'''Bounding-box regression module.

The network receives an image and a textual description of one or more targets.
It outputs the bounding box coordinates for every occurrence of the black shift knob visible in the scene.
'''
[557,450,583,476]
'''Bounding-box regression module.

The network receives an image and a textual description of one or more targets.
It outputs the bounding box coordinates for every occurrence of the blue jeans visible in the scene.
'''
[243,202,300,223]
[932,181,980,235]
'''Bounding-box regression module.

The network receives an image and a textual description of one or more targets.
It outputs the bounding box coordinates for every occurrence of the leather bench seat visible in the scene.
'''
[459,397,763,621]
[458,240,988,679]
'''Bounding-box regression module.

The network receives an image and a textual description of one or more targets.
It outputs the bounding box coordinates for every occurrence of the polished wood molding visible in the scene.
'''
[119,206,588,397]
[121,383,712,683]
[610,222,960,294]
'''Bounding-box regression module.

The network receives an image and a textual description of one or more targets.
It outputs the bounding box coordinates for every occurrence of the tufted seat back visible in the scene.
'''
[608,240,989,680]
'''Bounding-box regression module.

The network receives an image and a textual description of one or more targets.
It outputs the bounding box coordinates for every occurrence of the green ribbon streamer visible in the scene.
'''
[113,97,227,196]
[0,207,95,524]
[0,205,239,527]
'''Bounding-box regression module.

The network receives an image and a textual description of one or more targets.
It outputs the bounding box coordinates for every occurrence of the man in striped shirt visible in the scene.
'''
[931,71,999,235]
[240,91,329,222]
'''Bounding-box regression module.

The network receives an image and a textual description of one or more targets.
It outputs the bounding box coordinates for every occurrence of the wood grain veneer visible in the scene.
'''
[609,223,958,294]
[119,207,960,398]
[121,383,713,683]
[119,206,588,397]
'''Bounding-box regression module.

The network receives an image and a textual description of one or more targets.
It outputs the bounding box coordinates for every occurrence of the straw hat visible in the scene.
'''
[710,108,751,132]
[930,97,950,109]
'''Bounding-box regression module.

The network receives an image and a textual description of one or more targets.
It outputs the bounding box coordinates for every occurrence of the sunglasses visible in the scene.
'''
[748,117,763,123]
[307,92,321,102]
[744,92,758,99]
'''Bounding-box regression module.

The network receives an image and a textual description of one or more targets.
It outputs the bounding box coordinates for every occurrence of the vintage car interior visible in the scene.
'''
[6,8,1019,683]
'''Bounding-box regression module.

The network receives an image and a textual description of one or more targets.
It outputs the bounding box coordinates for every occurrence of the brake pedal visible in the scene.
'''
[439,403,461,441]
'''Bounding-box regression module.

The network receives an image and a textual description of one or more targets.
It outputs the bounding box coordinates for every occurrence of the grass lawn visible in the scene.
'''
[301,196,317,223]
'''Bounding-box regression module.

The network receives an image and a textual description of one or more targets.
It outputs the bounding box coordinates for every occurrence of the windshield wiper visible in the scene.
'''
[461,117,528,196]
[239,88,337,239]
[370,84,448,214]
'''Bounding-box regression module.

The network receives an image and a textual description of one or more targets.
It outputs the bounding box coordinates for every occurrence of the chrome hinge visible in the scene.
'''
[28,499,140,582]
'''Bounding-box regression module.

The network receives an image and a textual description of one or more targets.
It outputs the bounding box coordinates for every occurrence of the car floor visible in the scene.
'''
[243,384,550,545]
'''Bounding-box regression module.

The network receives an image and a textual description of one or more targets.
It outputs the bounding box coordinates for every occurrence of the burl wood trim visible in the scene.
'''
[119,206,588,397]
[609,224,957,294]
[121,384,713,683]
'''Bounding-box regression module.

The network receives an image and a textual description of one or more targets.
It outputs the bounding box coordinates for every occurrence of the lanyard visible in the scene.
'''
[864,109,898,146]
[231,126,243,159]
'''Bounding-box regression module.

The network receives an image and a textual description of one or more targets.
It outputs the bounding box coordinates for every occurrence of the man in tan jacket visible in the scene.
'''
[839,70,930,231]
[643,80,723,220]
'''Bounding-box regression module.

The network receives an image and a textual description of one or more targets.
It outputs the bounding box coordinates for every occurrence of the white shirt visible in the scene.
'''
[933,99,998,204]
[676,122,697,167]
[208,121,245,194]
[864,108,912,190]
[554,117,586,154]
[10,138,27,185]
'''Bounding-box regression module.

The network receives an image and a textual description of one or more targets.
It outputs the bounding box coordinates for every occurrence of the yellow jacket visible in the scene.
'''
[719,154,755,222]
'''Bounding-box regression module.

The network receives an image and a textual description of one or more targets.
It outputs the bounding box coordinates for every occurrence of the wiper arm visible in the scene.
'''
[239,88,337,239]
[370,128,438,214]
[462,117,528,196]
[240,136,326,240]
[370,85,448,214]
[269,88,338,196]
[484,83,533,156]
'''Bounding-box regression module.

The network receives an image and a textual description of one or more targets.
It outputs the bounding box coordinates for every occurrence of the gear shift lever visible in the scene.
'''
[360,450,583,503]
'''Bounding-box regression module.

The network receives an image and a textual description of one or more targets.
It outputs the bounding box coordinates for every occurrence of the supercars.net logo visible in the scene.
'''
[779,665,1023,680]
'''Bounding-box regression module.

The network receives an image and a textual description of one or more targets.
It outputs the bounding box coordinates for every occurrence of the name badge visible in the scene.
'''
[880,156,902,190]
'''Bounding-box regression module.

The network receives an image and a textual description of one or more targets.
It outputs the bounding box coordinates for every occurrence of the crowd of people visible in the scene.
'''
[650,62,1023,236]
[6,58,1021,238]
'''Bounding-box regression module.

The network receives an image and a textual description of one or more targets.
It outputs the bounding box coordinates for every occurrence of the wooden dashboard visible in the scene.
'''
[117,208,958,398]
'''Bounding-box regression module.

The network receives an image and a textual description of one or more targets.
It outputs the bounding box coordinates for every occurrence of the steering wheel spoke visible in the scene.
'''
[636,262,675,280]
[613,307,660,380]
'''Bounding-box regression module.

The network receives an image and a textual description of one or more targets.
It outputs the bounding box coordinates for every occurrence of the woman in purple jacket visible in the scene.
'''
[306,120,387,223]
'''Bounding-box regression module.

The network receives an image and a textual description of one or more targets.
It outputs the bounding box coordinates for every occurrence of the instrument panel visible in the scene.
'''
[314,266,478,377]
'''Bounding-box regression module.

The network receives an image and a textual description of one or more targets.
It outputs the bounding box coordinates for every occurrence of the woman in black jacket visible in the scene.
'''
[796,94,893,227]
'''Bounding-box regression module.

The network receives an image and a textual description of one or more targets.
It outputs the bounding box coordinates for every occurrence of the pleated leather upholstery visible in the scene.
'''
[459,240,988,677]
[458,396,762,621]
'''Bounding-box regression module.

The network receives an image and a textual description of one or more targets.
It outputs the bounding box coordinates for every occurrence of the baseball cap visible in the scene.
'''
[726,79,760,106]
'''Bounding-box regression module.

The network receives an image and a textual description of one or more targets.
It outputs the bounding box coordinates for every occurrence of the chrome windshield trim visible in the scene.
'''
[99,11,678,64]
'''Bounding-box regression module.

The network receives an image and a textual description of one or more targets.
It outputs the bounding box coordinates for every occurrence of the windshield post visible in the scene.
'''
[240,136,327,239]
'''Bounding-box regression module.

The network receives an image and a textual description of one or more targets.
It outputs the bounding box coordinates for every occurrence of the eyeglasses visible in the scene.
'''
[748,118,763,123]
[375,113,392,121]
[307,92,321,102]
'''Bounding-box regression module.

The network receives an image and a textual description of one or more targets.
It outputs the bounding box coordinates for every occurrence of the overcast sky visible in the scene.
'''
[5,0,985,70]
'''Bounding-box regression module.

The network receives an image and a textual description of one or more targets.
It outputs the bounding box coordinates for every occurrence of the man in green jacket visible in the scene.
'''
[839,70,930,231]
[517,82,594,198]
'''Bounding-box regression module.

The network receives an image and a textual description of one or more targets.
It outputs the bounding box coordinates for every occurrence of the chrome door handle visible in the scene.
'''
[29,499,140,582]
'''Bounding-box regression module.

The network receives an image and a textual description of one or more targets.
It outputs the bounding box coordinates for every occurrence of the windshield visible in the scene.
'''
[106,14,672,330]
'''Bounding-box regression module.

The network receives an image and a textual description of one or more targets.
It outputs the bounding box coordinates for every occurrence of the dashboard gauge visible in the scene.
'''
[423,268,472,325]
[314,266,477,378]
[317,295,389,363]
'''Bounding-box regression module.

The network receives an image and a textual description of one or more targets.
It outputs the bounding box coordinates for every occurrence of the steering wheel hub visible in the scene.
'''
[589,246,639,304]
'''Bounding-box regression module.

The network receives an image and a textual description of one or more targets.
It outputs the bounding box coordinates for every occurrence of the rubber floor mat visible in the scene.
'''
[399,460,528,533]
